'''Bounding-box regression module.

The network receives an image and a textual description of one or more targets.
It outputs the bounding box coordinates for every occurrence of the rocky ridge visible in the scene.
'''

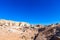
[0,19,60,40]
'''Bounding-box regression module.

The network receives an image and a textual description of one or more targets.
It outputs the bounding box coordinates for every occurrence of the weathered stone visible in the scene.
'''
[0,19,60,40]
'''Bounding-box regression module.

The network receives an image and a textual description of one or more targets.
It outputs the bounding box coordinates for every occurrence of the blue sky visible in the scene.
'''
[0,0,60,25]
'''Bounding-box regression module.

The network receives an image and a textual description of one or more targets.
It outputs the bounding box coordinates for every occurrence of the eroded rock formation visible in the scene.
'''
[0,19,60,40]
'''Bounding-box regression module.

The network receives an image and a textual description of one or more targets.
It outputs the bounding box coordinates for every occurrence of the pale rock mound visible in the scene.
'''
[0,19,38,40]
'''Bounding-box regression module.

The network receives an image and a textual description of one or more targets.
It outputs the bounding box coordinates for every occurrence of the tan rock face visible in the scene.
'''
[0,19,38,40]
[0,19,60,40]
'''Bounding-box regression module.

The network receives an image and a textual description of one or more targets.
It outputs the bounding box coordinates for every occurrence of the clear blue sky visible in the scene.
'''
[0,0,60,25]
